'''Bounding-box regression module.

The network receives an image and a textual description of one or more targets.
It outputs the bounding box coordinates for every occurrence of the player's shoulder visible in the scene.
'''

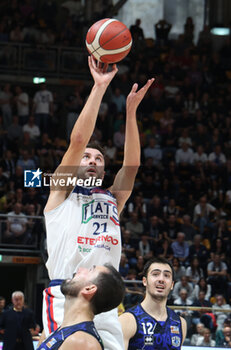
[60,331,102,350]
[119,309,137,328]
[119,310,137,341]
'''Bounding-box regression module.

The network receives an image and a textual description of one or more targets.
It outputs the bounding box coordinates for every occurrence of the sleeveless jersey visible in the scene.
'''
[37,321,103,350]
[45,186,121,279]
[127,304,183,350]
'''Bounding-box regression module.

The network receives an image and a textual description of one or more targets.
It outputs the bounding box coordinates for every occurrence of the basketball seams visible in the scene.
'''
[97,41,132,56]
[93,19,118,49]
[99,27,130,49]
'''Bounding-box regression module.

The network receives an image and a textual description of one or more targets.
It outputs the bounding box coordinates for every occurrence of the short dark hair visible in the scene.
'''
[142,257,175,281]
[90,264,125,315]
[86,142,105,157]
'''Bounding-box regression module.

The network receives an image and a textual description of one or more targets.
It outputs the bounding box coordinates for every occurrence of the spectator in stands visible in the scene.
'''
[161,124,177,162]
[190,322,205,346]
[212,295,230,330]
[173,288,193,329]
[216,319,231,346]
[137,234,153,261]
[188,234,209,272]
[180,215,197,243]
[154,19,171,46]
[36,133,54,170]
[16,149,36,171]
[172,275,194,302]
[163,214,181,241]
[163,198,179,219]
[65,86,83,141]
[210,237,226,261]
[14,85,29,126]
[127,194,147,222]
[111,87,126,113]
[119,253,129,278]
[1,150,15,179]
[186,257,204,285]
[175,141,194,166]
[113,123,125,149]
[193,195,217,235]
[0,166,8,198]
[193,277,212,302]
[155,238,173,260]
[22,116,40,141]
[178,128,192,148]
[125,212,144,239]
[171,257,186,283]
[207,253,228,297]
[121,229,137,267]
[146,215,163,243]
[104,139,117,163]
[0,290,36,350]
[6,115,23,148]
[171,232,189,264]
[0,83,12,129]
[193,145,208,164]
[0,296,6,315]
[147,195,164,220]
[10,24,24,42]
[23,187,42,216]
[5,202,27,244]
[197,328,215,347]
[192,290,213,326]
[208,144,226,167]
[0,296,6,340]
[183,17,194,43]
[32,82,53,133]
[130,19,144,41]
[9,166,24,190]
[143,137,162,167]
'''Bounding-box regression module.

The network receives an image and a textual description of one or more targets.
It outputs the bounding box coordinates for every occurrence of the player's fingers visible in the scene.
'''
[103,63,108,73]
[131,83,138,92]
[112,63,118,72]
[91,55,97,69]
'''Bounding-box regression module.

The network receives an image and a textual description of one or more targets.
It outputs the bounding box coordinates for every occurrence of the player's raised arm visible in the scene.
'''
[45,56,118,212]
[110,78,154,214]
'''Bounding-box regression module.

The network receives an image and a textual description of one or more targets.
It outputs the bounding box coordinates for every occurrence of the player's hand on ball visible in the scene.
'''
[126,78,155,113]
[88,55,118,87]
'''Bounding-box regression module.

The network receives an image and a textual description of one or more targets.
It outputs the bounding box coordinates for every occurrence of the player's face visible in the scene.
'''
[143,263,174,300]
[61,265,108,297]
[78,148,105,180]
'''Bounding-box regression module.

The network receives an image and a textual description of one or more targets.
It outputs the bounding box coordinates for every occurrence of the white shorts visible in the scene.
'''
[42,282,124,350]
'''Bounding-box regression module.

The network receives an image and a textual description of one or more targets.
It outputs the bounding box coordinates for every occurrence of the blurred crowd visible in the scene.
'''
[1,2,231,344]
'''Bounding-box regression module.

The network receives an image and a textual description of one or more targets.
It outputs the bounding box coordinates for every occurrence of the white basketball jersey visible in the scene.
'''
[45,186,122,279]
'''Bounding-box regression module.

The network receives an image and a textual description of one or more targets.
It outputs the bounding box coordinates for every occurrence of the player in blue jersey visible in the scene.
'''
[38,264,125,350]
[119,257,187,350]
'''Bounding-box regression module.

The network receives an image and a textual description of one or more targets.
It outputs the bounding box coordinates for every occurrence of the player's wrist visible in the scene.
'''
[92,82,108,93]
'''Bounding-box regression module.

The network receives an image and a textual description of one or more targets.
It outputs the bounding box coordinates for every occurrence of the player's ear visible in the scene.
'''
[170,282,174,290]
[82,284,97,301]
[142,276,147,287]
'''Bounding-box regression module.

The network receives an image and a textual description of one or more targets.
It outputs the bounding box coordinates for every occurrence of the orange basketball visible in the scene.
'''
[86,18,132,63]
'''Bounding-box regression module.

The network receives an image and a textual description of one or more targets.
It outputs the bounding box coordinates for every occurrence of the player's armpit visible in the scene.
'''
[119,312,137,350]
[180,316,187,345]
[59,332,102,350]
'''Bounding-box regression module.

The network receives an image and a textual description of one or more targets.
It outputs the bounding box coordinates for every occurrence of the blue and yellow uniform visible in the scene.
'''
[37,321,104,350]
[126,304,183,350]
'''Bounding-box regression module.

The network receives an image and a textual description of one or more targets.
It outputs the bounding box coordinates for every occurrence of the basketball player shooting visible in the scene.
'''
[41,55,154,350]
